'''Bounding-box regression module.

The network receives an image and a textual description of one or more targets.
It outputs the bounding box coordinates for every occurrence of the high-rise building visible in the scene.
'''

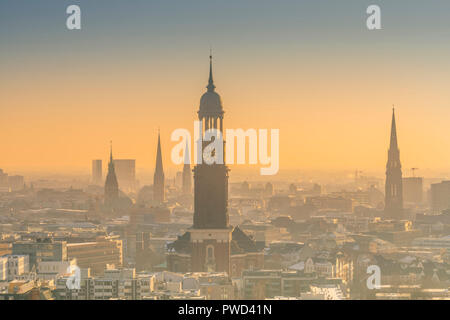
[104,143,119,210]
[430,181,450,213]
[8,175,24,191]
[385,108,403,218]
[113,159,136,192]
[403,177,423,205]
[92,159,102,185]
[153,132,165,204]
[0,169,8,188]
[0,170,24,192]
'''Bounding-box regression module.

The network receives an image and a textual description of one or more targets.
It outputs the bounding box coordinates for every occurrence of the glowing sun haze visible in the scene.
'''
[1,0,450,175]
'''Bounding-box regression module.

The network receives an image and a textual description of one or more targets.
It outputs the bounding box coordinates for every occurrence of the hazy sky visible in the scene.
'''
[1,0,450,176]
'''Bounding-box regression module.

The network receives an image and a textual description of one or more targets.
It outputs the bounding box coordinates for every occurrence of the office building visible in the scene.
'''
[403,177,423,205]
[430,181,450,213]
[113,159,137,192]
[92,159,102,185]
[12,239,67,269]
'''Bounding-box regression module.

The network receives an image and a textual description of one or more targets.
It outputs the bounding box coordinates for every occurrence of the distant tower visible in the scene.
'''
[182,140,192,195]
[385,108,403,218]
[153,131,165,204]
[104,142,119,209]
[92,159,102,185]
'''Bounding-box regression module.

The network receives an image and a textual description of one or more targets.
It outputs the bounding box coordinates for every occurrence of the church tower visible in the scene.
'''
[190,54,231,274]
[153,131,165,205]
[104,142,119,210]
[385,108,403,218]
[166,55,264,276]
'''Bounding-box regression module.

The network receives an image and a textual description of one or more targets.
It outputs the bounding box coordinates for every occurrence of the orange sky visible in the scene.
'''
[2,53,450,177]
[2,1,450,177]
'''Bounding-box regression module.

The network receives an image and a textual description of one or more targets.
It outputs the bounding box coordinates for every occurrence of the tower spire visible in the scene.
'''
[390,106,398,150]
[153,131,165,204]
[105,140,119,212]
[207,51,215,92]
[156,131,163,172]
[109,140,113,162]
[385,107,403,218]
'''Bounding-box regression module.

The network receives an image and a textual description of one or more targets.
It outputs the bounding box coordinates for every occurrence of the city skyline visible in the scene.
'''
[2,1,450,303]
[2,1,450,173]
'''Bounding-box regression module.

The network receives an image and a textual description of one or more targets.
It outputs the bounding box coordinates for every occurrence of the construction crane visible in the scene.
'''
[411,168,419,177]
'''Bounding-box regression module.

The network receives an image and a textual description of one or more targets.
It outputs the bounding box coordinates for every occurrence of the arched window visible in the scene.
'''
[206,245,214,260]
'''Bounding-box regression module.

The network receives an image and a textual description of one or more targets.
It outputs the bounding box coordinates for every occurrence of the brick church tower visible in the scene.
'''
[190,54,232,274]
[166,55,264,277]
[385,108,403,218]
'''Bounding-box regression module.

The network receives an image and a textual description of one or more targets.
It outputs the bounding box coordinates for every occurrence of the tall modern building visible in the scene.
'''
[92,159,102,185]
[430,181,450,213]
[403,177,423,205]
[113,159,137,192]
[385,108,403,218]
[167,55,263,276]
[104,143,119,209]
[8,175,24,192]
[0,169,8,188]
[182,140,192,195]
[153,132,165,204]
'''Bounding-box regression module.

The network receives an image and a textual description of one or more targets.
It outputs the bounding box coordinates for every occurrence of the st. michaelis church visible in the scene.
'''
[166,55,264,277]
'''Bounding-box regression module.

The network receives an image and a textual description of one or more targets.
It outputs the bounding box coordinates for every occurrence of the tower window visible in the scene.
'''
[206,245,214,259]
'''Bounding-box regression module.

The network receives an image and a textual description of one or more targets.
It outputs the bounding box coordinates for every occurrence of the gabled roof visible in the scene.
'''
[167,226,262,255]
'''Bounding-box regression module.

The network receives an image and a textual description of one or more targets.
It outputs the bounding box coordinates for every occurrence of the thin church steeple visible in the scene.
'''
[153,130,165,204]
[390,107,398,150]
[104,140,119,211]
[385,107,403,218]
